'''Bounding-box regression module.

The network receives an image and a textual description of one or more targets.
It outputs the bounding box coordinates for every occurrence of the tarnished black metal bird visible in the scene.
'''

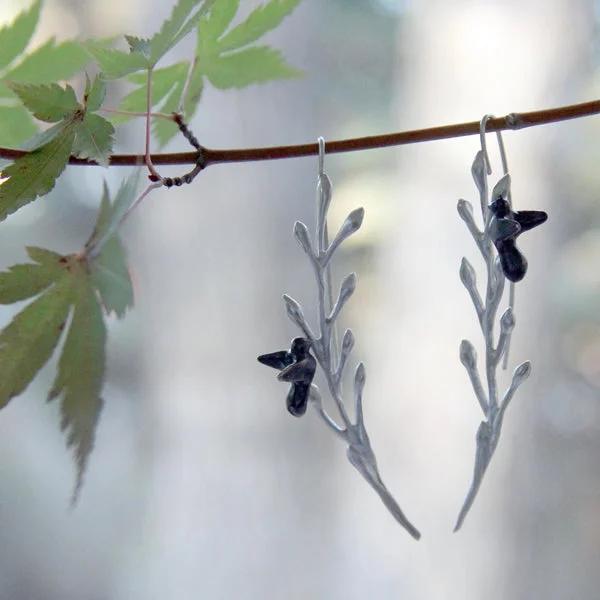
[257,337,317,417]
[488,196,547,283]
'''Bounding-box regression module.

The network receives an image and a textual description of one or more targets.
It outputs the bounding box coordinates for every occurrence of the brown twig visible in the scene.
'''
[0,99,598,168]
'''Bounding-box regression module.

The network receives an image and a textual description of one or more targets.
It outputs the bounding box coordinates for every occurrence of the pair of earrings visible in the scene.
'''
[258,118,548,539]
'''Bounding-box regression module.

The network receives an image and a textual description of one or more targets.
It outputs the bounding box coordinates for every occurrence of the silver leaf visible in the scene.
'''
[500,307,515,334]
[471,150,486,194]
[460,339,477,370]
[459,257,477,289]
[491,173,511,201]
[293,221,313,256]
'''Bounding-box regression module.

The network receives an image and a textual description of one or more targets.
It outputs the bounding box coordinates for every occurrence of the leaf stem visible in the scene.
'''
[99,108,172,120]
[143,67,162,182]
[178,55,198,116]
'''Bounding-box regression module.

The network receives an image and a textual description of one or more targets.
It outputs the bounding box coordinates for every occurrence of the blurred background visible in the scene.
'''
[0,0,599,598]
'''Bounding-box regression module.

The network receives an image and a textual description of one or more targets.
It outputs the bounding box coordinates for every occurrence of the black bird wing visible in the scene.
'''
[257,351,292,371]
[489,217,521,245]
[513,209,548,233]
[277,356,316,384]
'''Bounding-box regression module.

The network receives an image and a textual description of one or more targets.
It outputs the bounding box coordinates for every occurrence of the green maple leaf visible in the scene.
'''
[0,3,107,147]
[0,178,136,500]
[5,81,79,122]
[0,120,78,220]
[148,0,216,64]
[125,35,153,60]
[0,254,76,410]
[0,0,41,73]
[90,235,134,318]
[113,0,302,147]
[83,74,106,112]
[86,173,140,252]
[0,76,117,219]
[86,0,215,78]
[74,76,114,166]
[216,0,301,53]
[48,277,107,501]
[85,175,138,317]
[83,44,148,81]
[0,105,37,148]
[72,113,115,168]
[202,46,300,89]
[196,0,238,44]
[0,246,63,303]
[3,39,91,88]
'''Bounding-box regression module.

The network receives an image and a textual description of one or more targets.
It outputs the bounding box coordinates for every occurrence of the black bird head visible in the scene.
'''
[290,337,312,356]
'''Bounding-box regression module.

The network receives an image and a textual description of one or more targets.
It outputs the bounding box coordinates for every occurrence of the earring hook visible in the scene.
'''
[479,114,509,177]
[318,136,326,177]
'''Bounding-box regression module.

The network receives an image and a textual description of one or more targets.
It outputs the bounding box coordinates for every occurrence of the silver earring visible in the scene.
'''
[455,115,548,531]
[258,137,421,540]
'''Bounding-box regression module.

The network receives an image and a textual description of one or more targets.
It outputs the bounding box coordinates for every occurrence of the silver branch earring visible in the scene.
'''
[258,138,421,540]
[455,115,548,531]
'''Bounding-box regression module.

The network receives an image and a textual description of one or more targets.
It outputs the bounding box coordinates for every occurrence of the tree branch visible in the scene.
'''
[0,98,597,168]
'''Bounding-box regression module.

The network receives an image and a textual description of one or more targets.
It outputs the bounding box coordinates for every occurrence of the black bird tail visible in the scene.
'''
[286,383,310,417]
[499,243,528,282]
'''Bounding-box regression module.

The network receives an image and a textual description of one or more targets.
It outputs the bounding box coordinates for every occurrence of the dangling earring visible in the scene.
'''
[454,115,548,531]
[257,138,421,540]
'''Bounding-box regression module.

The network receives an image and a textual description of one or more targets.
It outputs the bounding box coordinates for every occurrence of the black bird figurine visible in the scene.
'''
[488,195,548,283]
[257,337,317,417]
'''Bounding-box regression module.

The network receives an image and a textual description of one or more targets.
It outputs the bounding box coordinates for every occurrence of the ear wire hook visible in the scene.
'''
[479,114,509,179]
[318,136,326,177]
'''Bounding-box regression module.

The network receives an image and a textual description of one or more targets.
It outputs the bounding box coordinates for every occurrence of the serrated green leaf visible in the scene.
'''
[49,279,106,501]
[203,46,302,89]
[0,273,75,409]
[0,213,133,500]
[86,172,140,253]
[87,0,214,78]
[26,246,64,268]
[0,0,41,73]
[149,0,216,66]
[217,0,300,53]
[90,236,134,318]
[0,247,63,304]
[0,105,37,147]
[84,178,135,317]
[112,62,187,124]
[72,113,115,167]
[5,81,79,123]
[107,171,141,231]
[0,124,77,220]
[105,0,300,147]
[125,35,152,59]
[87,181,112,246]
[5,39,91,84]
[84,75,106,112]
[84,44,148,79]
[20,118,74,151]
[0,262,55,303]
[197,0,239,46]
